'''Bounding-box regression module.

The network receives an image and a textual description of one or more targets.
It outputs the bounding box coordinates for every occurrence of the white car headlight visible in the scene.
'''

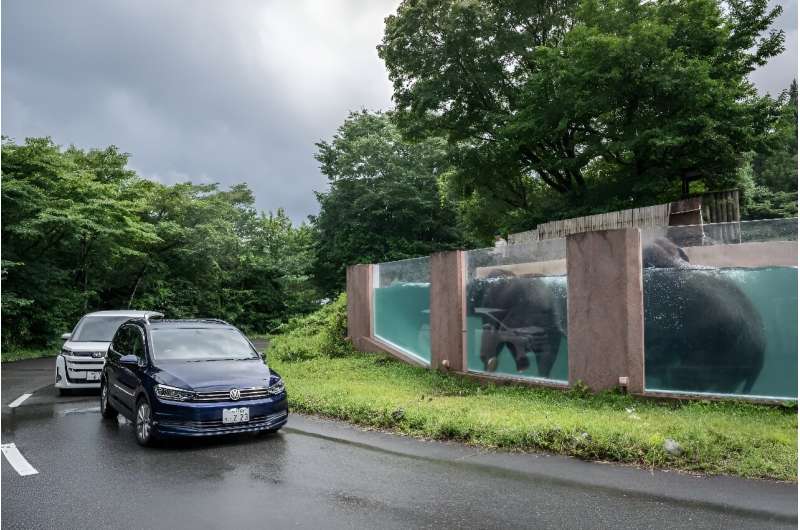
[155,384,195,402]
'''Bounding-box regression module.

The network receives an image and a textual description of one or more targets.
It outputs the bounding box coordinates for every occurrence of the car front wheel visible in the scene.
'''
[135,399,156,446]
[99,380,117,420]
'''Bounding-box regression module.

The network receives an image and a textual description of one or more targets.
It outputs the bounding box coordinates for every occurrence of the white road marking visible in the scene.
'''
[1,443,38,476]
[7,394,32,408]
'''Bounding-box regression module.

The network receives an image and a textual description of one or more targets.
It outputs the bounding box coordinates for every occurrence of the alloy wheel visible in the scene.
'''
[136,402,151,444]
[100,384,108,413]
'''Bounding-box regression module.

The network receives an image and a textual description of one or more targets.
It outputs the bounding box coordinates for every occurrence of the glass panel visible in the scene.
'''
[642,219,798,399]
[372,256,431,364]
[465,238,568,383]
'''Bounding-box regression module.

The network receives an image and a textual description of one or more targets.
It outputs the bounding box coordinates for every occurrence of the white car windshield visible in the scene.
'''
[72,316,133,342]
[150,328,258,361]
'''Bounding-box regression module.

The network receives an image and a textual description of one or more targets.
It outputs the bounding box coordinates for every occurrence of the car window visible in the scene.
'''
[130,327,145,359]
[72,316,132,342]
[150,327,258,361]
[112,326,133,356]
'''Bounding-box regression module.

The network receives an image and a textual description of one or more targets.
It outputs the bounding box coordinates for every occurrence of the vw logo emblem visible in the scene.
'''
[229,388,241,401]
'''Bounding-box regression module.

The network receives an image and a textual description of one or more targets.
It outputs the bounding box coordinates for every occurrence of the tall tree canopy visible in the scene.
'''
[311,111,468,295]
[379,0,787,232]
[2,137,317,348]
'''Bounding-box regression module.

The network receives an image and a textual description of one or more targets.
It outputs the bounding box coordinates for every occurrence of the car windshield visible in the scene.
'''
[71,316,133,342]
[150,327,258,361]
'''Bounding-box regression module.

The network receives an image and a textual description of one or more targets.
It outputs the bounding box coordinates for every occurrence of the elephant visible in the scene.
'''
[468,270,566,377]
[642,237,766,394]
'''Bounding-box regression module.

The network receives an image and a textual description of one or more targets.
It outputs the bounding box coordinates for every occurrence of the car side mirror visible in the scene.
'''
[120,355,140,367]
[61,333,72,341]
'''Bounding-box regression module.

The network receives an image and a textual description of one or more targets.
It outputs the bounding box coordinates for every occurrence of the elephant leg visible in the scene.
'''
[480,325,501,372]
[506,341,530,373]
[533,331,562,378]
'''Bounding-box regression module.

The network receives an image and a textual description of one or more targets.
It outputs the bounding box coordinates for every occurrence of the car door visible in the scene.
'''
[106,325,135,413]
[114,325,146,413]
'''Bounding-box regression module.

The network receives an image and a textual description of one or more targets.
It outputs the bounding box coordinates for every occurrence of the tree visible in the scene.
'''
[753,79,798,193]
[2,137,319,348]
[311,111,468,295]
[379,0,786,221]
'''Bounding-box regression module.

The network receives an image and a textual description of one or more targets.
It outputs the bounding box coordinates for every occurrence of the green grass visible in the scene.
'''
[268,295,797,481]
[1,347,57,363]
[272,353,797,481]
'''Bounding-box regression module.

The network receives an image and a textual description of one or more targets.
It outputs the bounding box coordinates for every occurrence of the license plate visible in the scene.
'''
[222,407,250,424]
[85,372,100,381]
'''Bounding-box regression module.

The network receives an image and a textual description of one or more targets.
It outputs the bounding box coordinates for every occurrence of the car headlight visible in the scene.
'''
[155,384,196,402]
[60,348,72,356]
[267,379,285,395]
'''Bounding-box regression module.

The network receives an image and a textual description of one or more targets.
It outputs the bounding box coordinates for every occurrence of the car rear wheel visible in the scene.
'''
[135,399,156,446]
[99,380,117,419]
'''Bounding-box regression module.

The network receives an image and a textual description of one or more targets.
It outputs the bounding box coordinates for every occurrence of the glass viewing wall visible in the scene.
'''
[372,256,431,364]
[465,238,569,383]
[641,218,797,399]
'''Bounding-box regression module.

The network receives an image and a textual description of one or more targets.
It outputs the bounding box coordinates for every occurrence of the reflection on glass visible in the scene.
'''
[372,257,431,364]
[642,219,798,399]
[465,239,569,382]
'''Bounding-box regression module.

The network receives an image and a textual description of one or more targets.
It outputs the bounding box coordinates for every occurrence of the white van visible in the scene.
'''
[55,310,163,395]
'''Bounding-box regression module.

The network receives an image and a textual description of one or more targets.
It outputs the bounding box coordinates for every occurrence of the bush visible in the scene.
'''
[268,293,354,362]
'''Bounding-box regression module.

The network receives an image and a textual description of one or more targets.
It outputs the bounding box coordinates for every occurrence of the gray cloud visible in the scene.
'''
[749,0,798,96]
[2,0,398,223]
[2,0,796,223]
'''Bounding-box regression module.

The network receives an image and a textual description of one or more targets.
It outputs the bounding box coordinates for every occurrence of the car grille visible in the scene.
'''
[76,351,104,357]
[158,410,288,430]
[192,387,272,402]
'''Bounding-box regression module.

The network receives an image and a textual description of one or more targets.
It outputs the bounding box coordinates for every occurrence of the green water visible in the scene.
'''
[644,267,797,398]
[373,283,431,363]
[465,276,569,382]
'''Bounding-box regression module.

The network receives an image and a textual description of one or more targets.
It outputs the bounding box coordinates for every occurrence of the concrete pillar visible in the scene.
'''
[346,264,373,350]
[430,251,466,372]
[566,228,644,393]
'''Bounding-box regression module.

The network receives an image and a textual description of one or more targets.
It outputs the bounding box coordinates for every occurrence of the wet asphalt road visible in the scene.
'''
[1,357,797,530]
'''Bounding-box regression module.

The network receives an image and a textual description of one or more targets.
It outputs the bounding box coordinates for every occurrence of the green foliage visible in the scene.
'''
[752,79,798,194]
[1,347,56,363]
[268,293,355,362]
[271,352,797,480]
[311,111,471,295]
[2,137,319,348]
[379,0,788,234]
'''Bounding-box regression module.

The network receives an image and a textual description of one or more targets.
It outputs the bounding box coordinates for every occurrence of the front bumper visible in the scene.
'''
[152,393,289,437]
[55,355,104,389]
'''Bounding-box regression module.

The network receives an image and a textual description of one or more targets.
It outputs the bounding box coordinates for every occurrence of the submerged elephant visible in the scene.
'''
[642,237,765,394]
[469,270,566,376]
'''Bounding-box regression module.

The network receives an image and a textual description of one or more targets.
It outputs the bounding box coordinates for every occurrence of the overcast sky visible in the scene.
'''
[2,0,797,223]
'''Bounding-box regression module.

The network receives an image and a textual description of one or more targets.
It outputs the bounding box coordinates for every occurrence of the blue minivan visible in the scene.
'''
[101,317,288,446]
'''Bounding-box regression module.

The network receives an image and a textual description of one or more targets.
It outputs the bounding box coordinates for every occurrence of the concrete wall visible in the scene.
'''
[345,264,372,351]
[566,229,645,393]
[430,251,465,372]
[346,224,795,401]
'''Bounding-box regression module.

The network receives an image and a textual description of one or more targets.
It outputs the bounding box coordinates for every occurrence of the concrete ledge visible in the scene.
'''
[684,240,797,268]
[361,336,430,368]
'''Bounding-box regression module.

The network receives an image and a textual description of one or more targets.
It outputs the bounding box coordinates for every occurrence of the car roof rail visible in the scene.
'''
[143,312,165,323]
[200,318,230,325]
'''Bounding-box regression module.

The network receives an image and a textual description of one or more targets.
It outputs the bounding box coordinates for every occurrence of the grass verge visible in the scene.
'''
[1,347,57,363]
[269,295,797,481]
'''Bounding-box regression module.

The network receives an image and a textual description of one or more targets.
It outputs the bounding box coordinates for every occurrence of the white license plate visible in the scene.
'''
[222,407,250,424]
[85,372,100,381]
